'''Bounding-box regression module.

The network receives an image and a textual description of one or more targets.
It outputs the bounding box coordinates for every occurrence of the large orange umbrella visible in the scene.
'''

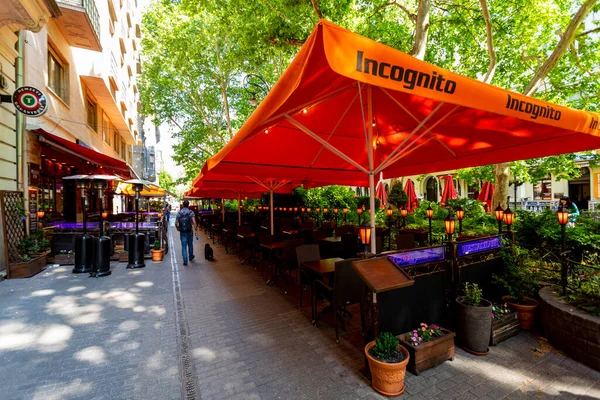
[404,179,419,213]
[203,20,600,252]
[440,176,458,206]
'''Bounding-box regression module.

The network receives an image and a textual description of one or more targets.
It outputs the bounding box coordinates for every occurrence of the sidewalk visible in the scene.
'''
[0,239,181,399]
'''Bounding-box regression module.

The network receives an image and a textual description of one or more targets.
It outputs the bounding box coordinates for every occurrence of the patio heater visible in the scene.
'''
[557,205,569,296]
[386,207,393,250]
[73,178,93,274]
[91,180,111,277]
[426,205,434,245]
[444,210,455,242]
[333,208,339,226]
[400,207,408,228]
[126,180,146,269]
[356,207,363,224]
[455,206,465,235]
[494,204,504,235]
[343,208,348,224]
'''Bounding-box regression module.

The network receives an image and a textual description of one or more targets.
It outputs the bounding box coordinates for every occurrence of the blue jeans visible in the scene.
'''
[180,231,194,263]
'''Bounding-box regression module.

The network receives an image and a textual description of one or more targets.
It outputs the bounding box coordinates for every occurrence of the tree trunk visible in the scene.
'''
[492,162,510,210]
[410,0,431,60]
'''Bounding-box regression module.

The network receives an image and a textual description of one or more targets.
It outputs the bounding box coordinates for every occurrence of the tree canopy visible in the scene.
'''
[141,0,600,189]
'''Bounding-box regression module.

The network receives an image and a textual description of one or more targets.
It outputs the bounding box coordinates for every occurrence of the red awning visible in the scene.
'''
[35,129,132,177]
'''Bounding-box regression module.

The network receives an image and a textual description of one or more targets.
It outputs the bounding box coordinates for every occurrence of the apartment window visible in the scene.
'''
[48,44,68,101]
[102,113,110,144]
[113,132,119,153]
[86,97,97,131]
[121,140,126,159]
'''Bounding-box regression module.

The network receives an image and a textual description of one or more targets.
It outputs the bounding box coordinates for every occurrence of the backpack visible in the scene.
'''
[178,210,192,233]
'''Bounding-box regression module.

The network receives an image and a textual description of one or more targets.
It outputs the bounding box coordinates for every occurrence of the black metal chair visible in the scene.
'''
[312,258,363,343]
[279,239,305,294]
[340,233,358,259]
[295,244,320,313]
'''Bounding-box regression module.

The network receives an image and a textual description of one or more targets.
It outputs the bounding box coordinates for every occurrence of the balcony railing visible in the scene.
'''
[110,53,119,79]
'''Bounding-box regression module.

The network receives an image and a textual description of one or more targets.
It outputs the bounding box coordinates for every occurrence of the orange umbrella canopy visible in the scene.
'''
[204,20,600,185]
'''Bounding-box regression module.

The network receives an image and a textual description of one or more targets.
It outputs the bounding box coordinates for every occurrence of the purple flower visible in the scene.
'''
[411,336,416,341]
[413,330,417,333]
[491,313,495,318]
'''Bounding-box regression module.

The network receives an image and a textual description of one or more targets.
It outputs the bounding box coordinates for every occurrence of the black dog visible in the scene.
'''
[204,244,214,261]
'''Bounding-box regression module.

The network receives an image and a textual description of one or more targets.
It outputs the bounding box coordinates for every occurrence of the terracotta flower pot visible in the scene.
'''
[502,296,539,330]
[365,341,410,396]
[151,249,163,262]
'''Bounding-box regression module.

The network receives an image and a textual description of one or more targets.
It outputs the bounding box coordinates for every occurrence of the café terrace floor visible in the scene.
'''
[0,221,599,400]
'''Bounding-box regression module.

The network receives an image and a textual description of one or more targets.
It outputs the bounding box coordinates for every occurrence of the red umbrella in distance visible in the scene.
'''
[375,173,388,209]
[440,175,457,206]
[404,179,419,213]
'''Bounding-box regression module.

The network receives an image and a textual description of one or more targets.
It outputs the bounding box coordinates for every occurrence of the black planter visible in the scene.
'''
[456,296,492,355]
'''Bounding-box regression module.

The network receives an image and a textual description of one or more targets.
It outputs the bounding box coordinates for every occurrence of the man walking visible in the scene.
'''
[175,200,197,265]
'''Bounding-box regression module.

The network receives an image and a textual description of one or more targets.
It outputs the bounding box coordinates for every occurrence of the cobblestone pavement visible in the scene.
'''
[1,223,599,400]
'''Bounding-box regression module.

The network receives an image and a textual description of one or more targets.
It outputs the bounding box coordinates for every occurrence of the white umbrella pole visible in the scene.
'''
[237,191,241,226]
[270,190,274,236]
[369,173,376,254]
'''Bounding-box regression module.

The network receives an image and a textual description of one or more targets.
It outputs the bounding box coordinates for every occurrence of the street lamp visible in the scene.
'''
[243,74,270,107]
[316,207,321,226]
[357,207,363,224]
[503,206,514,231]
[426,205,434,246]
[557,205,569,296]
[494,204,504,235]
[445,210,455,242]
[333,208,339,226]
[386,207,393,250]
[343,208,348,224]
[455,206,465,235]
[400,207,408,228]
[359,221,372,255]
[37,210,45,219]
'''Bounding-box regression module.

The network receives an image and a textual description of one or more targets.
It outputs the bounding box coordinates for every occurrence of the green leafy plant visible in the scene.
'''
[495,246,542,304]
[17,229,51,262]
[373,332,399,360]
[388,181,408,208]
[491,303,512,319]
[463,282,483,306]
[153,240,161,250]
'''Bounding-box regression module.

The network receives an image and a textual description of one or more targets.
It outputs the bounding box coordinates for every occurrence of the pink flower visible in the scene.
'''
[414,342,419,346]
[418,337,422,341]
[420,323,426,327]
[430,330,434,334]
[413,330,417,333]
[431,324,438,329]
[491,313,495,318]
[411,336,416,341]
[422,327,426,332]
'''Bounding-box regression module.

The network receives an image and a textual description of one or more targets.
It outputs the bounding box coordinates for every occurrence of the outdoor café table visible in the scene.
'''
[301,257,344,324]
[260,241,284,285]
[237,232,255,265]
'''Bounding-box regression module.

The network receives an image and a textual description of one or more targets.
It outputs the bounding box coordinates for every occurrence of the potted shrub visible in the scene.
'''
[490,303,520,346]
[365,332,410,396]
[456,282,492,355]
[496,246,541,329]
[8,230,50,279]
[398,323,455,375]
[150,240,164,262]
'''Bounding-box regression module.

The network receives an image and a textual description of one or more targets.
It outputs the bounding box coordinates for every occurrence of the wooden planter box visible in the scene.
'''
[47,254,75,265]
[398,329,455,375]
[490,311,520,346]
[8,255,47,279]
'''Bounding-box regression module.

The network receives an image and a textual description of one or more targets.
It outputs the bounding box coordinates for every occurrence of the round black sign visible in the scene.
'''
[12,86,48,117]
